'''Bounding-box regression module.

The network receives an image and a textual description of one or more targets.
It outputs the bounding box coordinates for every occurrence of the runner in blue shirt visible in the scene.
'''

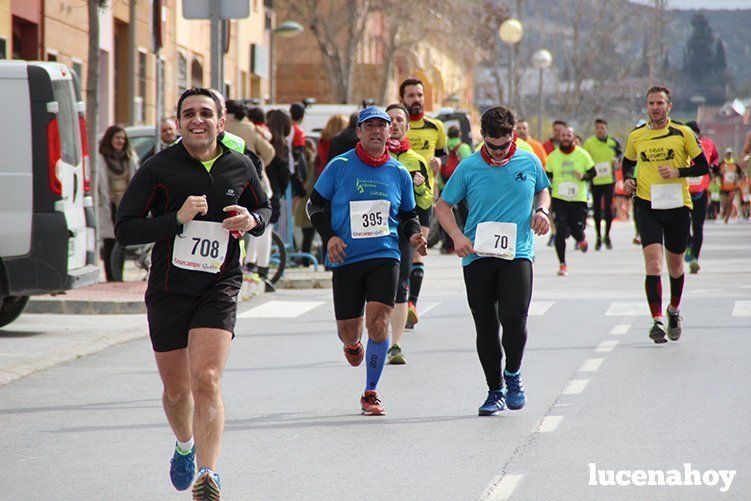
[307,106,427,416]
[435,105,551,416]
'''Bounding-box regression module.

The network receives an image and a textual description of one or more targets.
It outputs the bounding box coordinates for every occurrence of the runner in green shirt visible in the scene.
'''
[546,126,596,276]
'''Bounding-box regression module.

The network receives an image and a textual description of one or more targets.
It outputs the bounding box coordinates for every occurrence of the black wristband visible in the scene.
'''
[535,207,549,217]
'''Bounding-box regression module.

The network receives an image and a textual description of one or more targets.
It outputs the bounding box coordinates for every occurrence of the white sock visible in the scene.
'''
[177,437,194,454]
[667,305,679,314]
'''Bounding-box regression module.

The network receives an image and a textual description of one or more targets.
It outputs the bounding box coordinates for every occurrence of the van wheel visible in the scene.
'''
[0,296,31,329]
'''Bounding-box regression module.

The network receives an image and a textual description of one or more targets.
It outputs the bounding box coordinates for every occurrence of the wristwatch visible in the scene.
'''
[535,207,550,217]
[250,212,262,228]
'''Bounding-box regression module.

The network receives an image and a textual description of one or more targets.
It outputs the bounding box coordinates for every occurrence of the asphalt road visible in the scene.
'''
[1,219,749,500]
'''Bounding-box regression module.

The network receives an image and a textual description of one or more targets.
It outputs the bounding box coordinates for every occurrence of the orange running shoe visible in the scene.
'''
[360,390,386,416]
[343,342,364,367]
[557,264,568,276]
[405,301,419,329]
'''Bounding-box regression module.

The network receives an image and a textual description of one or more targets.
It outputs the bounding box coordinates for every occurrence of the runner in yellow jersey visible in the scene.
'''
[400,78,447,329]
[582,118,622,250]
[622,85,709,344]
[546,126,596,276]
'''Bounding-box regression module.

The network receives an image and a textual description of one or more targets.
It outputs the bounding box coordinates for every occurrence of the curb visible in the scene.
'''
[278,272,332,290]
[26,299,146,315]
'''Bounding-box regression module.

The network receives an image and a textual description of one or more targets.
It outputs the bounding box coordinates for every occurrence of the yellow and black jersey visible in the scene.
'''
[624,119,703,208]
[407,116,447,164]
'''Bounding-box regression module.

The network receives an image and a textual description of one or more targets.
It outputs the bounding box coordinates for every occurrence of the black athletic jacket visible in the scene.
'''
[115,141,272,295]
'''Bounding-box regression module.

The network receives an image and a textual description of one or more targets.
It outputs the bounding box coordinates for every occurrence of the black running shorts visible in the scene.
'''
[416,205,432,228]
[332,258,399,320]
[634,197,691,254]
[145,286,238,352]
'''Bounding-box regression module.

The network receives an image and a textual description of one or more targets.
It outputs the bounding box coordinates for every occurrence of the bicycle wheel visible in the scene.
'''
[267,231,286,284]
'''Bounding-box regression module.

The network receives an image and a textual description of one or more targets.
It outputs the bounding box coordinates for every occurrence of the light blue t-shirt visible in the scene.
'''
[441,149,550,266]
[314,148,416,268]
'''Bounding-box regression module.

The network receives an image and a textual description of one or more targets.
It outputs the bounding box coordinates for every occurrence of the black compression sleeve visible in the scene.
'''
[679,152,710,178]
[622,157,637,180]
[583,167,597,182]
[306,189,336,242]
[399,209,421,238]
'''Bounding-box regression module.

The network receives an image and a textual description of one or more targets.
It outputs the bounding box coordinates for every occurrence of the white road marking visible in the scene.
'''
[419,302,440,317]
[595,340,619,352]
[528,301,555,316]
[732,301,751,316]
[563,379,589,395]
[609,324,631,335]
[238,300,324,319]
[606,301,645,316]
[578,358,604,372]
[482,474,523,501]
[539,415,564,433]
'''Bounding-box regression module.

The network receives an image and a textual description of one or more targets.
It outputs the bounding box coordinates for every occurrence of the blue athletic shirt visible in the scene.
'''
[441,149,550,266]
[314,148,416,268]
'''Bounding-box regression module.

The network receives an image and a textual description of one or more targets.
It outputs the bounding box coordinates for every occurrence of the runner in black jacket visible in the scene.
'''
[115,88,270,499]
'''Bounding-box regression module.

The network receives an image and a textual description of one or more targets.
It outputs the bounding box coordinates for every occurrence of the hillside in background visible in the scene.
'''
[514,0,751,96]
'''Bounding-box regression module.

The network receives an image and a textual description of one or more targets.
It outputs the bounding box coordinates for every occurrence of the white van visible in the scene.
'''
[0,61,98,327]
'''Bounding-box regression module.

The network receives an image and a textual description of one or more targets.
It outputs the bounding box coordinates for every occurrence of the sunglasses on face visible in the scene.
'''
[484,139,513,151]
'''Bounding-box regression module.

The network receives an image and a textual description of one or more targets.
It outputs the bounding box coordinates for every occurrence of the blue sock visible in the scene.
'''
[504,369,521,377]
[365,338,389,391]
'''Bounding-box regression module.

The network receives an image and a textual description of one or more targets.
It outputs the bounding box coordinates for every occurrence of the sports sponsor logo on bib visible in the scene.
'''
[650,183,683,210]
[350,200,390,239]
[557,181,579,200]
[723,171,737,184]
[172,221,229,273]
[474,221,517,260]
[595,162,612,179]
[687,176,704,186]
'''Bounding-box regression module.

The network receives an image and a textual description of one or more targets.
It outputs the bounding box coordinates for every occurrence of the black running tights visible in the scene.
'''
[463,258,533,391]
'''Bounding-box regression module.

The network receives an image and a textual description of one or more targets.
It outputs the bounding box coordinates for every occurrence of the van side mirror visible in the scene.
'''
[46,101,59,114]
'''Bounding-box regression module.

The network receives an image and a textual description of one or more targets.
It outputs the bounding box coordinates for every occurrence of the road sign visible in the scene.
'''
[182,0,250,20]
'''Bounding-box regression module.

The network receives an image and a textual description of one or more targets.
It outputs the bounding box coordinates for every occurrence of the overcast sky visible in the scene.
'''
[630,0,751,8]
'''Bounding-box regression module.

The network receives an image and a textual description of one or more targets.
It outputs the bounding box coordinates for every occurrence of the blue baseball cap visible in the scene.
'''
[357,106,391,125]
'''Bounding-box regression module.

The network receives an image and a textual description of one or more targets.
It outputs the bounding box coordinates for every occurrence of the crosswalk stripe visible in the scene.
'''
[419,302,440,317]
[563,379,589,395]
[578,358,604,372]
[595,340,619,352]
[609,324,631,335]
[539,415,564,433]
[732,301,751,316]
[605,301,644,316]
[482,474,523,501]
[529,301,555,316]
[238,300,324,319]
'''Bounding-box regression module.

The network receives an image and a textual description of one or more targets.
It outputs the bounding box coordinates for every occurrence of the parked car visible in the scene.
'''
[0,61,98,327]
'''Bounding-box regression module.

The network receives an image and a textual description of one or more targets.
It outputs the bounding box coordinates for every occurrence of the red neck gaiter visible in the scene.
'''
[480,133,518,167]
[409,112,424,122]
[387,137,411,155]
[356,142,390,167]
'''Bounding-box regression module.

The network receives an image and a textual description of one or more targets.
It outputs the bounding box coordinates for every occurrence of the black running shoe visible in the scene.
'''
[667,309,682,341]
[649,321,668,344]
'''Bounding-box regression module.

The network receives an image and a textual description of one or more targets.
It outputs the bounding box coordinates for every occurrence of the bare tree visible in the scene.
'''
[280,0,372,103]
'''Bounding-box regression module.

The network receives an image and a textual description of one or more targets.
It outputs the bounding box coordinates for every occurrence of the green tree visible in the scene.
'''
[681,13,728,104]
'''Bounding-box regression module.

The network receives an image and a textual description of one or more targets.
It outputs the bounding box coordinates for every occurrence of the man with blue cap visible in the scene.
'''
[307,106,428,415]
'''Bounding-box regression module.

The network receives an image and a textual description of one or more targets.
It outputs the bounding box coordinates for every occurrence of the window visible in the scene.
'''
[51,79,82,165]
[71,59,83,83]
[138,50,147,123]
[177,53,188,95]
[191,58,203,88]
[0,38,6,59]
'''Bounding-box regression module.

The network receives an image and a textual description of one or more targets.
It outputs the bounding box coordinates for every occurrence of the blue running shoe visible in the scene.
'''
[505,373,526,410]
[170,443,196,491]
[192,467,222,500]
[478,390,505,416]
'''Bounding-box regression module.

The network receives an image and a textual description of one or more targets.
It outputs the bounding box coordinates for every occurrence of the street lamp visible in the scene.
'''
[499,18,523,109]
[269,20,304,103]
[532,49,553,140]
